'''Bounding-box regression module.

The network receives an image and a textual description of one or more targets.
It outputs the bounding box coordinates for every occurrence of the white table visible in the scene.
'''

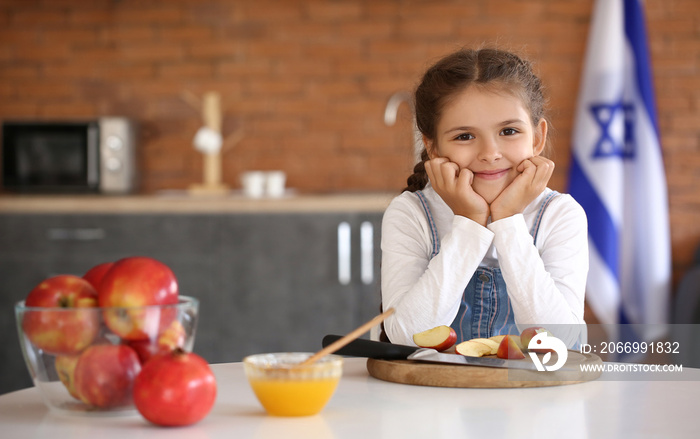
[1,358,698,438]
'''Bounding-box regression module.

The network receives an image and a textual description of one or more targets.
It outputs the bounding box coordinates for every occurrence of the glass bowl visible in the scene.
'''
[14,295,199,416]
[243,352,343,416]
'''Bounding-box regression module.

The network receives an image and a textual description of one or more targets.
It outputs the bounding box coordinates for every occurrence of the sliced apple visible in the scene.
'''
[469,338,499,355]
[489,335,506,345]
[413,325,457,352]
[455,340,492,357]
[496,335,526,359]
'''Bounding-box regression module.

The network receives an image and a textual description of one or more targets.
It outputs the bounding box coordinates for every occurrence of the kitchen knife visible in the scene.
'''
[322,335,566,371]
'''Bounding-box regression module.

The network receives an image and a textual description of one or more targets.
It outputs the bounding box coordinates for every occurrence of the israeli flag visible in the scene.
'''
[568,0,671,341]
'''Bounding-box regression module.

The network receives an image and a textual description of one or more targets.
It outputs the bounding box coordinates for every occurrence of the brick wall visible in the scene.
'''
[1,0,699,286]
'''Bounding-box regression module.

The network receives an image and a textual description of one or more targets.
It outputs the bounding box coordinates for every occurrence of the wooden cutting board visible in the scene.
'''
[366,350,602,388]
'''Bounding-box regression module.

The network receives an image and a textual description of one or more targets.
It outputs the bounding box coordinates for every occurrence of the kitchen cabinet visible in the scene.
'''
[210,213,382,362]
[0,210,383,395]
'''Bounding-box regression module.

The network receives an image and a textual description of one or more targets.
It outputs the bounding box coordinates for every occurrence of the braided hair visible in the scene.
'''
[402,47,549,193]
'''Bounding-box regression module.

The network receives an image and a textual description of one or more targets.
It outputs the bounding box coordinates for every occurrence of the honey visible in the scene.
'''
[243,353,343,417]
[248,377,340,416]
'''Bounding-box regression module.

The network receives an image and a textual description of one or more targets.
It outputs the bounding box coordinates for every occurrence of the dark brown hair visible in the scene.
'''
[403,48,549,192]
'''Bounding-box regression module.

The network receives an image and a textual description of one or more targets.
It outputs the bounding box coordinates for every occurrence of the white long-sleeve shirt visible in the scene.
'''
[380,184,589,347]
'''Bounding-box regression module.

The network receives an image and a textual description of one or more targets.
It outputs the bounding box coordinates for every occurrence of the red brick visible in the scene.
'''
[0,100,38,118]
[217,59,272,78]
[269,95,324,116]
[113,7,184,25]
[11,10,68,26]
[157,62,213,79]
[245,79,303,98]
[188,41,241,60]
[305,1,362,22]
[41,28,99,45]
[11,43,72,61]
[337,21,393,39]
[398,18,456,39]
[247,40,302,59]
[545,0,592,19]
[302,41,362,60]
[157,25,213,43]
[306,80,362,99]
[101,26,155,44]
[13,80,75,99]
[96,63,155,81]
[0,65,40,80]
[69,8,115,25]
[39,102,98,118]
[484,1,546,17]
[120,43,184,62]
[240,1,304,23]
[248,116,305,134]
[275,58,334,78]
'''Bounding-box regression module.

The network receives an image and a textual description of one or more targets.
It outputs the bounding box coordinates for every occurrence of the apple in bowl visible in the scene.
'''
[98,256,179,341]
[21,275,99,356]
[82,261,114,290]
[74,344,142,408]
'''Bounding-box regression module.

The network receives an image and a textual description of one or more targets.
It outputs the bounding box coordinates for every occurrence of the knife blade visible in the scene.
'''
[407,348,542,370]
[322,334,571,371]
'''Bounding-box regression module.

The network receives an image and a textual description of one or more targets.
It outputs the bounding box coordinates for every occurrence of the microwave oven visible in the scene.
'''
[1,117,137,194]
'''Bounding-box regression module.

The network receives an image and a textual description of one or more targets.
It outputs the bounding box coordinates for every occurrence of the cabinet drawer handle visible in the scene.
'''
[337,222,351,285]
[360,221,373,285]
[47,228,106,241]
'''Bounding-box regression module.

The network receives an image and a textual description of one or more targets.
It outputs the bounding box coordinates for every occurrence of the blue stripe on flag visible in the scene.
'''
[568,154,619,282]
[624,0,659,136]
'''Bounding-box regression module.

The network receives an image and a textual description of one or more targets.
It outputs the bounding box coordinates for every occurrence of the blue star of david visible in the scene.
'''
[589,100,636,160]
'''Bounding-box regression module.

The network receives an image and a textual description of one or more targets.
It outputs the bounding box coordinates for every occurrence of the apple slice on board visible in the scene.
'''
[496,335,526,359]
[455,340,492,357]
[412,326,457,352]
[489,335,506,345]
[469,338,499,355]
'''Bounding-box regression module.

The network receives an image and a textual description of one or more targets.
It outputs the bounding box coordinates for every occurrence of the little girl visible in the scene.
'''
[381,48,588,348]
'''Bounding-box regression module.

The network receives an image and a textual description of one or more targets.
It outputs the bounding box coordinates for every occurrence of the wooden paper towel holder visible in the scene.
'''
[183,91,243,196]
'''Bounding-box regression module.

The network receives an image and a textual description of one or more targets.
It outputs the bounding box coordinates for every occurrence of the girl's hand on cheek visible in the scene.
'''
[425,158,489,226]
[490,156,554,221]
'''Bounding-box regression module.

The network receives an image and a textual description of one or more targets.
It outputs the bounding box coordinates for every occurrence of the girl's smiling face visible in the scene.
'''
[425,84,547,204]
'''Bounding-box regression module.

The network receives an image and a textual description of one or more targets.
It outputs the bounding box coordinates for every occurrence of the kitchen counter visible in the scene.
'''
[0,358,698,438]
[0,192,395,213]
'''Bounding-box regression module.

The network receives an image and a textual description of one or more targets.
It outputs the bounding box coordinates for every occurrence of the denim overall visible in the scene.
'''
[415,190,559,343]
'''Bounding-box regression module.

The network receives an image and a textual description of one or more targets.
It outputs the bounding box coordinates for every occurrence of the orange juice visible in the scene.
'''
[248,377,340,416]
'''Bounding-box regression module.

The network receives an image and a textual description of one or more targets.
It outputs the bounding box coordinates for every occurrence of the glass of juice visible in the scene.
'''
[243,352,343,416]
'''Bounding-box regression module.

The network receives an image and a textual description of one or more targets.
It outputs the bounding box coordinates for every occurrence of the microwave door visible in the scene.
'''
[86,123,99,187]
[2,122,98,193]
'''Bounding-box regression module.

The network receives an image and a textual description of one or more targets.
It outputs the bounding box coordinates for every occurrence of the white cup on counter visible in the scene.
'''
[240,171,287,198]
[265,171,287,198]
[241,171,266,198]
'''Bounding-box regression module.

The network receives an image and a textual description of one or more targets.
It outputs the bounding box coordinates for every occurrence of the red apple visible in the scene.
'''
[82,261,114,290]
[520,327,554,353]
[496,335,525,359]
[127,320,187,363]
[413,325,457,352]
[98,256,179,341]
[22,275,99,355]
[133,349,217,426]
[55,354,81,400]
[74,344,142,408]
